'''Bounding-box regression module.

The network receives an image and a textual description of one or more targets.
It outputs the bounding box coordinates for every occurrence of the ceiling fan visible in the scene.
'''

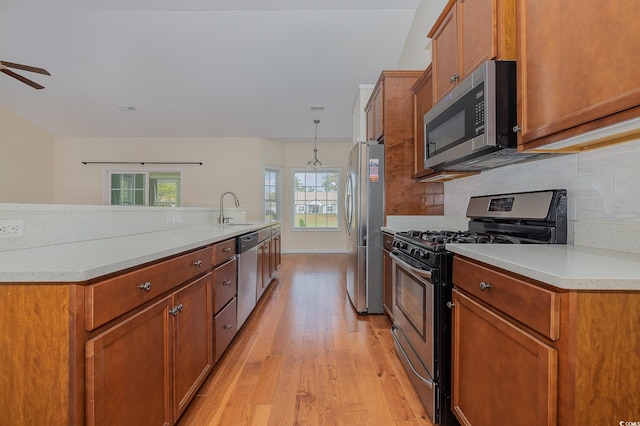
[0,60,50,89]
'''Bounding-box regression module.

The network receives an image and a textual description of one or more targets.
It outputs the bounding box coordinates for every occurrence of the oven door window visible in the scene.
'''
[395,263,434,341]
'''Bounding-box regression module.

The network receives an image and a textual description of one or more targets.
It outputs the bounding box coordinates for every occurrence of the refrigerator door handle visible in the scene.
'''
[345,172,354,235]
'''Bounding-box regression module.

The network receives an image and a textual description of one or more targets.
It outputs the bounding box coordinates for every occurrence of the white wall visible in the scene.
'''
[53,137,279,215]
[282,139,353,253]
[51,136,353,253]
[396,0,448,69]
[0,106,54,203]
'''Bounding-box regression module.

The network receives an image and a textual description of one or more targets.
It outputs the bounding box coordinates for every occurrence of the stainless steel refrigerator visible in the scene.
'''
[345,141,384,314]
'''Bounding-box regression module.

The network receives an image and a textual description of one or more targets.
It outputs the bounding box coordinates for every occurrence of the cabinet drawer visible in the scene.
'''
[213,298,237,363]
[453,256,560,340]
[212,238,236,266]
[86,247,213,331]
[213,258,237,313]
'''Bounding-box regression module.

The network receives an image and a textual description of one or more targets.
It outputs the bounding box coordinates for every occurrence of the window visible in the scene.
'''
[107,171,181,206]
[264,168,281,222]
[293,169,340,230]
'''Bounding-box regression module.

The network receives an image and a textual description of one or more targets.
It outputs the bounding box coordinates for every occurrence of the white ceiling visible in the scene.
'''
[0,0,421,141]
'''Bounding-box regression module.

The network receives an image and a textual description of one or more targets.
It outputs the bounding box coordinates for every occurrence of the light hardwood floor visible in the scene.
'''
[178,253,432,425]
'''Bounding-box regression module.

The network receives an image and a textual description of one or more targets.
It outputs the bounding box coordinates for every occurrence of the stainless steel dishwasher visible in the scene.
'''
[237,231,260,328]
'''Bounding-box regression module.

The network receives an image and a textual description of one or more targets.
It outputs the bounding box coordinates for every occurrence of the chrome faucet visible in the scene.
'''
[218,191,240,224]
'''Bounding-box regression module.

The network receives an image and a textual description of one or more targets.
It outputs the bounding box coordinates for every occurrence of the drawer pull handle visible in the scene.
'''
[223,280,232,286]
[138,282,152,291]
[446,302,455,309]
[479,281,492,290]
[223,247,232,253]
[450,73,460,83]
[193,260,203,267]
[177,303,184,312]
[223,324,233,330]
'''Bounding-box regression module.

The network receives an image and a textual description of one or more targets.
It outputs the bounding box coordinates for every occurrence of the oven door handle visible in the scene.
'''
[389,251,433,279]
[390,324,435,389]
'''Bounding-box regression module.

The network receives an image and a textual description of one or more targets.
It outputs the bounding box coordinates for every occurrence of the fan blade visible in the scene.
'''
[0,68,45,89]
[0,61,50,75]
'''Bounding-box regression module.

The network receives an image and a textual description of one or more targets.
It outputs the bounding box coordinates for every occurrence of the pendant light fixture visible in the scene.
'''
[307,119,323,169]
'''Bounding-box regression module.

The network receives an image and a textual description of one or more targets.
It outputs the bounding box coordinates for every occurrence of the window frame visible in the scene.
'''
[291,168,342,232]
[264,167,282,222]
[105,170,182,207]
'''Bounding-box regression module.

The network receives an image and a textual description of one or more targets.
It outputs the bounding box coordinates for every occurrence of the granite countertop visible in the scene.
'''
[447,243,640,291]
[0,223,271,283]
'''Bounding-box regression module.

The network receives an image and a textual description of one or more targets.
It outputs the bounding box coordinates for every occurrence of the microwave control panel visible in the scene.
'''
[474,85,485,136]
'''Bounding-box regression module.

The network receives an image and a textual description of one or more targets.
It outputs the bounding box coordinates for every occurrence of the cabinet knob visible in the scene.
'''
[193,260,203,267]
[479,281,492,290]
[169,304,184,316]
[223,280,232,286]
[450,73,460,83]
[223,324,233,330]
[223,247,232,253]
[512,125,522,133]
[446,301,455,309]
[137,281,152,291]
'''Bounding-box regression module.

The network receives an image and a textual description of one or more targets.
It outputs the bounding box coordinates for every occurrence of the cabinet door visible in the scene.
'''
[412,65,434,178]
[270,233,281,277]
[517,0,640,149]
[382,249,393,321]
[458,0,515,80]
[86,296,173,426]
[451,289,557,426]
[262,238,272,288]
[458,0,494,77]
[365,83,383,141]
[173,273,213,420]
[431,4,459,102]
[256,241,266,300]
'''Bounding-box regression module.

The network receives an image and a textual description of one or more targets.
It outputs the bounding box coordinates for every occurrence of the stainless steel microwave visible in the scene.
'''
[424,61,537,172]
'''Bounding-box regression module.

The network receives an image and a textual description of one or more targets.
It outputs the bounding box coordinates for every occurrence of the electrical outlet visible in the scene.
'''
[0,220,24,238]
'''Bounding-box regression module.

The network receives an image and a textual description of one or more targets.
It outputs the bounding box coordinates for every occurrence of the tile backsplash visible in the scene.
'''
[443,138,640,253]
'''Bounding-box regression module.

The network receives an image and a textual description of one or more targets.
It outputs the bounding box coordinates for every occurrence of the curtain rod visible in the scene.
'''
[81,161,203,165]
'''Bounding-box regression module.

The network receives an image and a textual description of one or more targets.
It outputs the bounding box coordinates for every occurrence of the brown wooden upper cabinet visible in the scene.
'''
[516,0,640,151]
[411,65,435,178]
[428,0,516,103]
[366,82,384,142]
[365,71,445,217]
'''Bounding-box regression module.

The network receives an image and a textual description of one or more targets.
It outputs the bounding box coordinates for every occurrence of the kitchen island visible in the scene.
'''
[0,204,280,426]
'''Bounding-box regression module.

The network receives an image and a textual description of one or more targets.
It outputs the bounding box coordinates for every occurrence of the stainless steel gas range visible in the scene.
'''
[389,189,567,426]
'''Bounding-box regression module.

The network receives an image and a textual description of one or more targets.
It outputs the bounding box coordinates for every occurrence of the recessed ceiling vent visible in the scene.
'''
[310,105,325,112]
[117,105,137,112]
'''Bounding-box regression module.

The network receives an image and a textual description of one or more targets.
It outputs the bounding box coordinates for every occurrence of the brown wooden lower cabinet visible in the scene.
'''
[451,255,640,426]
[86,273,213,425]
[86,295,174,426]
[172,274,213,419]
[382,231,394,320]
[451,289,557,426]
